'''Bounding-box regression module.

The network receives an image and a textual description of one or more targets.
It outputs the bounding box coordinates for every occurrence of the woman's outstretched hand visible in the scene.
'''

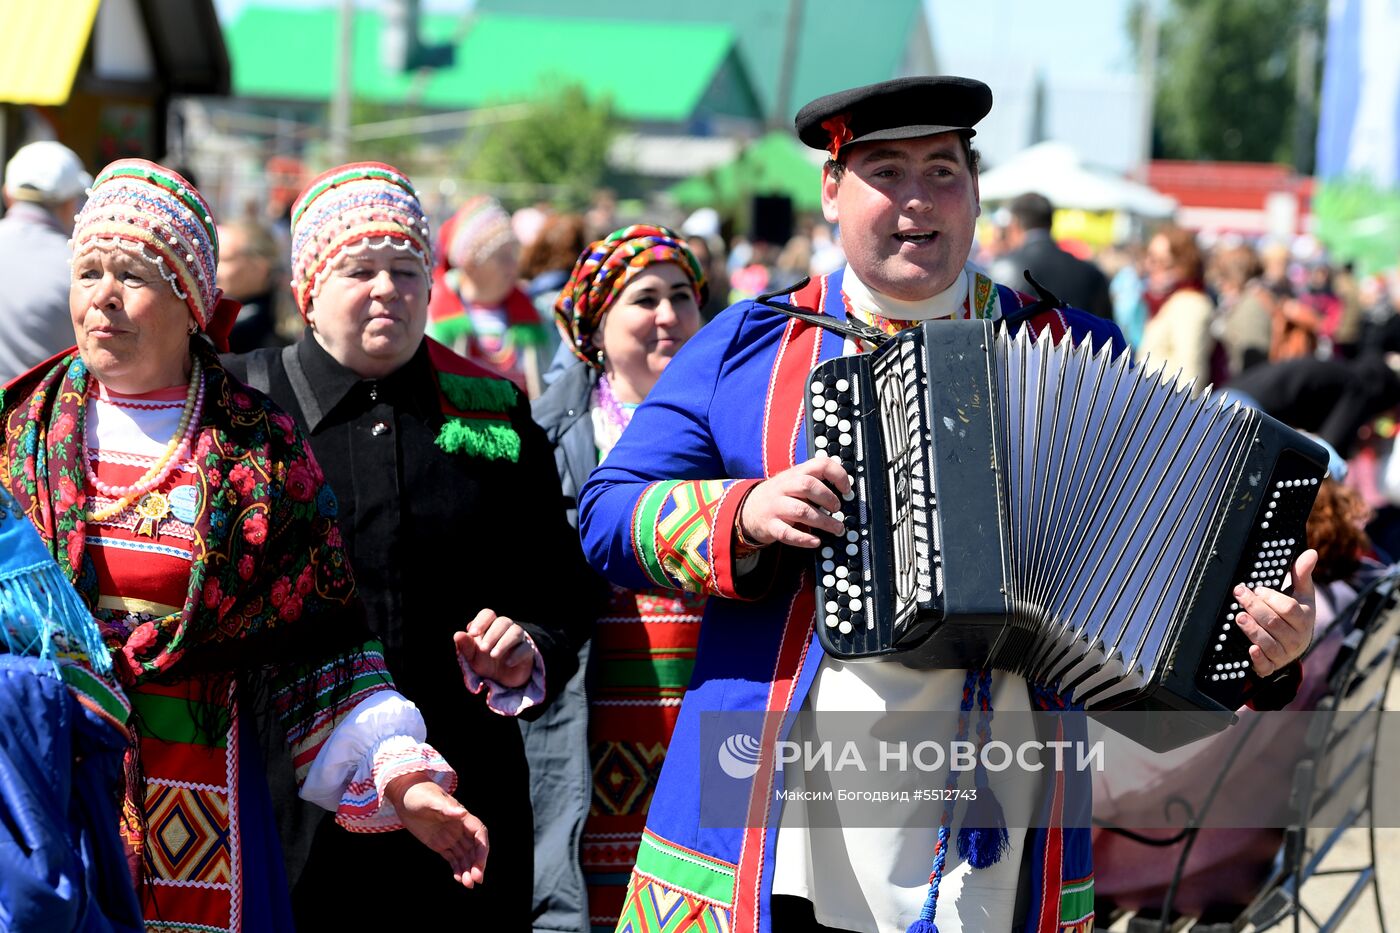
[385,773,489,887]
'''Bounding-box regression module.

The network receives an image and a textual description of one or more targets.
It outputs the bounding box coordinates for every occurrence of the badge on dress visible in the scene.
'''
[168,485,199,525]
[134,491,171,537]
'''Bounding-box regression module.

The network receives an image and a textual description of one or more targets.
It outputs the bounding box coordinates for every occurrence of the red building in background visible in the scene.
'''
[1147,161,1314,238]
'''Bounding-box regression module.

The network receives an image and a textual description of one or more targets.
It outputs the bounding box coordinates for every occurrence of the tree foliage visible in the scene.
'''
[1132,0,1325,165]
[462,81,617,209]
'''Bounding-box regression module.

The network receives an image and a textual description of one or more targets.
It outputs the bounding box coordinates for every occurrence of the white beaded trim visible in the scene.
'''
[72,236,191,301]
[307,235,430,301]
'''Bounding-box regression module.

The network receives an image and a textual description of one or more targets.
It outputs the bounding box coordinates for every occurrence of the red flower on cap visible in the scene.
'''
[822,114,854,160]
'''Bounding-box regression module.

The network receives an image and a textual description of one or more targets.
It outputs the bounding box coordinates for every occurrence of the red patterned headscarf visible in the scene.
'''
[554,224,707,369]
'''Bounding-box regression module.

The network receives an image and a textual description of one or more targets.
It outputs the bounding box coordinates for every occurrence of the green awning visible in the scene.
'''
[228,8,760,123]
[669,131,823,211]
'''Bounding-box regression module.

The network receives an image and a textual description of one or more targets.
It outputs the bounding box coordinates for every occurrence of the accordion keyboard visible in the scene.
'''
[1193,452,1320,692]
[807,361,878,647]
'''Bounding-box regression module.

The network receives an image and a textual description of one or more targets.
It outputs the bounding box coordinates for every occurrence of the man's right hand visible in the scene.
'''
[737,457,852,549]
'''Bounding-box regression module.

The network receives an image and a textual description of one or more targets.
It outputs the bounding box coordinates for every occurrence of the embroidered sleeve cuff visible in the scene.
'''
[300,690,455,821]
[333,735,457,833]
[457,630,546,716]
[631,477,768,599]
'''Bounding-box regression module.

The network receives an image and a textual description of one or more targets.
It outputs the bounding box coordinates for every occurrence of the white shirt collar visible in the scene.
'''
[840,262,976,322]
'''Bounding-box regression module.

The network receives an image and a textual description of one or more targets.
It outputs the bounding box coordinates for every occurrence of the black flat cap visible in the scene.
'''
[794,76,993,157]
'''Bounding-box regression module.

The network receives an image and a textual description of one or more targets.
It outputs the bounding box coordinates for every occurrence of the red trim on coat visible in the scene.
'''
[734,576,816,932]
[1036,718,1068,933]
[709,478,765,599]
[761,276,826,478]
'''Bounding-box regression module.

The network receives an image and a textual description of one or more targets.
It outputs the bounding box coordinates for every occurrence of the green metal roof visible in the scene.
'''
[473,0,926,124]
[669,131,823,211]
[227,8,762,122]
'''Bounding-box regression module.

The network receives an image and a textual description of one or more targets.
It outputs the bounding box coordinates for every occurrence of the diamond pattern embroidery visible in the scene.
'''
[144,784,232,884]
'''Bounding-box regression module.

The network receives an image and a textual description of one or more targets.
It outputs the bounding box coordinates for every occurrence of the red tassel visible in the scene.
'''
[204,296,241,353]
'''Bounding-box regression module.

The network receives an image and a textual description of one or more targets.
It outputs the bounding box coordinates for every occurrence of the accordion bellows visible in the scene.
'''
[806,319,1327,750]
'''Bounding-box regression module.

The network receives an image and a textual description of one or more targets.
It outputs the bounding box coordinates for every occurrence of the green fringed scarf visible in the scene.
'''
[426,338,523,462]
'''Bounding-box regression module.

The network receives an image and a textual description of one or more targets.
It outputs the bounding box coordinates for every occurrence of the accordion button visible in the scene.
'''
[843,489,854,501]
[821,547,834,558]
[826,615,840,628]
[836,379,850,391]
[849,585,862,598]
[838,419,851,432]
[839,434,853,446]
[836,580,849,592]
[823,575,836,587]
[814,410,826,423]
[825,400,838,412]
[815,436,829,448]
[811,381,825,393]
[826,601,839,613]
[822,560,835,572]
[846,544,859,556]
[846,531,858,542]
[836,566,849,578]
[848,598,861,611]
[839,621,853,635]
[832,511,845,522]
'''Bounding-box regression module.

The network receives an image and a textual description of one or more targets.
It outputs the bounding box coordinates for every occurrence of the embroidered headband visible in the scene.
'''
[554,224,707,370]
[71,159,221,330]
[445,195,516,270]
[289,161,432,317]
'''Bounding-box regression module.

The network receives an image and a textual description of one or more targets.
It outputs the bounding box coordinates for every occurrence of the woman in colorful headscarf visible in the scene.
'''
[225,163,598,930]
[425,195,553,396]
[525,225,709,932]
[0,160,488,931]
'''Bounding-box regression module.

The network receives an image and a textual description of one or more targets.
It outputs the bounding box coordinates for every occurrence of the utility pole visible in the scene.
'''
[329,0,354,163]
[772,0,804,130]
[1293,22,1319,176]
[1136,0,1159,176]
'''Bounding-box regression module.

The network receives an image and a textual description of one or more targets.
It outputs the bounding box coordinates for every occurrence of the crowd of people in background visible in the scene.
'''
[0,108,1394,933]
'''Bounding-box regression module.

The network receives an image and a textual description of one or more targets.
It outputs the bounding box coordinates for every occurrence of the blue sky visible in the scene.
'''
[211,0,1142,83]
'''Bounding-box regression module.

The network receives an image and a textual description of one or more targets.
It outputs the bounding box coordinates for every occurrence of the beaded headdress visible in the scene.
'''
[444,194,515,271]
[71,159,221,330]
[289,161,432,317]
[555,224,707,370]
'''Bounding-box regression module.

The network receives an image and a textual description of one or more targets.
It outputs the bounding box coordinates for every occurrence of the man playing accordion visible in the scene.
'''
[577,77,1316,933]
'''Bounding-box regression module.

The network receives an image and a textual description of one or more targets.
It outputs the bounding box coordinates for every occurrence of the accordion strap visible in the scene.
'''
[755,272,1069,346]
[995,270,1067,328]
[753,276,893,348]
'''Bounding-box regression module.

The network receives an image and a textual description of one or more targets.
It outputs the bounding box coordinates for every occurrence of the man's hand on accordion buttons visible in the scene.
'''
[1233,548,1318,678]
[738,458,853,549]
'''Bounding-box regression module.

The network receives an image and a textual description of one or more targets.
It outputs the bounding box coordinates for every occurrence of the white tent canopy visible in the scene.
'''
[978,141,1177,218]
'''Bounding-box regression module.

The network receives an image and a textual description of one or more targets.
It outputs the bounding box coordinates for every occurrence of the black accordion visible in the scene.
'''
[806,318,1327,750]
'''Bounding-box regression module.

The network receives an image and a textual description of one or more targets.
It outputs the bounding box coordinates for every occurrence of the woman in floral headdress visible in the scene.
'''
[0,160,488,931]
[525,225,710,932]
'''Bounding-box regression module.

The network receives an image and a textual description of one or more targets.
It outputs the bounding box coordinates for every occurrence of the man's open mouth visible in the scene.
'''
[895,232,937,243]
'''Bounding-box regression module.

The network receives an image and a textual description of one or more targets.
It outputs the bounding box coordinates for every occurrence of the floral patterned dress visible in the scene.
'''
[1,345,452,932]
